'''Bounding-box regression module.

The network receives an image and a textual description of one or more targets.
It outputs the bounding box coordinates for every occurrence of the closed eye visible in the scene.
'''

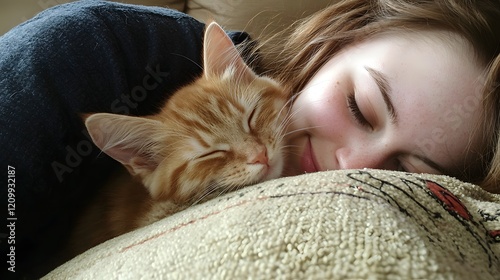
[247,107,257,132]
[347,93,372,130]
[249,107,257,129]
[198,150,226,159]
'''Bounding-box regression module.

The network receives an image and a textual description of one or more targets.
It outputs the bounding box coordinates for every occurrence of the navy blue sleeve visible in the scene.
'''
[0,0,251,277]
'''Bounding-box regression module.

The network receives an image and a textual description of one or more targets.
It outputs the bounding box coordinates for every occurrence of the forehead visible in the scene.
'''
[359,31,486,174]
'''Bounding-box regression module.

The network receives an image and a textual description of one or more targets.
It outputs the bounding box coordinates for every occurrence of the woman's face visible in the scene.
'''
[284,30,486,179]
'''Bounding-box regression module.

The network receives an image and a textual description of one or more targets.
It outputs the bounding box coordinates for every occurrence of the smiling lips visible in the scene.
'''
[301,137,320,173]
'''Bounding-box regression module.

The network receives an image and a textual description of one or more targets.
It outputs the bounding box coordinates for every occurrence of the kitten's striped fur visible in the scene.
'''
[69,22,289,256]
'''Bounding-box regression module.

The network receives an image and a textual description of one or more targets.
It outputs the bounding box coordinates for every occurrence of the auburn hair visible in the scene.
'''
[257,0,500,193]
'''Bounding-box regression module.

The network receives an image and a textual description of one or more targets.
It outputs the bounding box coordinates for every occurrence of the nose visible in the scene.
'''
[248,146,269,165]
[336,145,390,170]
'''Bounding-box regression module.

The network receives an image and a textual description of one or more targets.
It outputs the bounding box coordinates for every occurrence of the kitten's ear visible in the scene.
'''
[84,113,166,178]
[203,22,257,82]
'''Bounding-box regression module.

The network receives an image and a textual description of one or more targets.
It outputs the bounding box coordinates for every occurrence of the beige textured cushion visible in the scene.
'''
[44,169,500,279]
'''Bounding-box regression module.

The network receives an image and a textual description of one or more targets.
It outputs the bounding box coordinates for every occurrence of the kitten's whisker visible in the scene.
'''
[283,151,303,158]
[276,94,296,120]
[190,184,218,207]
[275,104,300,139]
[276,101,313,131]
[279,144,301,150]
[278,98,324,141]
[169,53,203,71]
[278,146,302,157]
[283,125,324,137]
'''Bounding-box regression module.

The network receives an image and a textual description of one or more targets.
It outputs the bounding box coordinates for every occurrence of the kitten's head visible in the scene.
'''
[85,22,289,203]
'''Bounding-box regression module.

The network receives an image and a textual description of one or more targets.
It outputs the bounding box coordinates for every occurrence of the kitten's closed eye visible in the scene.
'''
[198,150,227,159]
[247,107,258,132]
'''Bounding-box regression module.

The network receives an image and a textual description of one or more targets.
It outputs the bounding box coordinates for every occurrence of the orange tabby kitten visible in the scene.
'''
[69,22,289,256]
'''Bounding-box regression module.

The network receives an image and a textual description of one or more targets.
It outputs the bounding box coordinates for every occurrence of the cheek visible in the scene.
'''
[291,83,350,138]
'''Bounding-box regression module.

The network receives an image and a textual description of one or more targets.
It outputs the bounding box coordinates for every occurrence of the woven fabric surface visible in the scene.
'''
[44,169,500,279]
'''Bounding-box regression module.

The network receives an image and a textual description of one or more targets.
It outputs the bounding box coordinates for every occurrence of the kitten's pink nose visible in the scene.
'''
[249,147,268,165]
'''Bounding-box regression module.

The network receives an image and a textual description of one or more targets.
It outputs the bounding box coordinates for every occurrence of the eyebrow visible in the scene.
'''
[365,66,398,125]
